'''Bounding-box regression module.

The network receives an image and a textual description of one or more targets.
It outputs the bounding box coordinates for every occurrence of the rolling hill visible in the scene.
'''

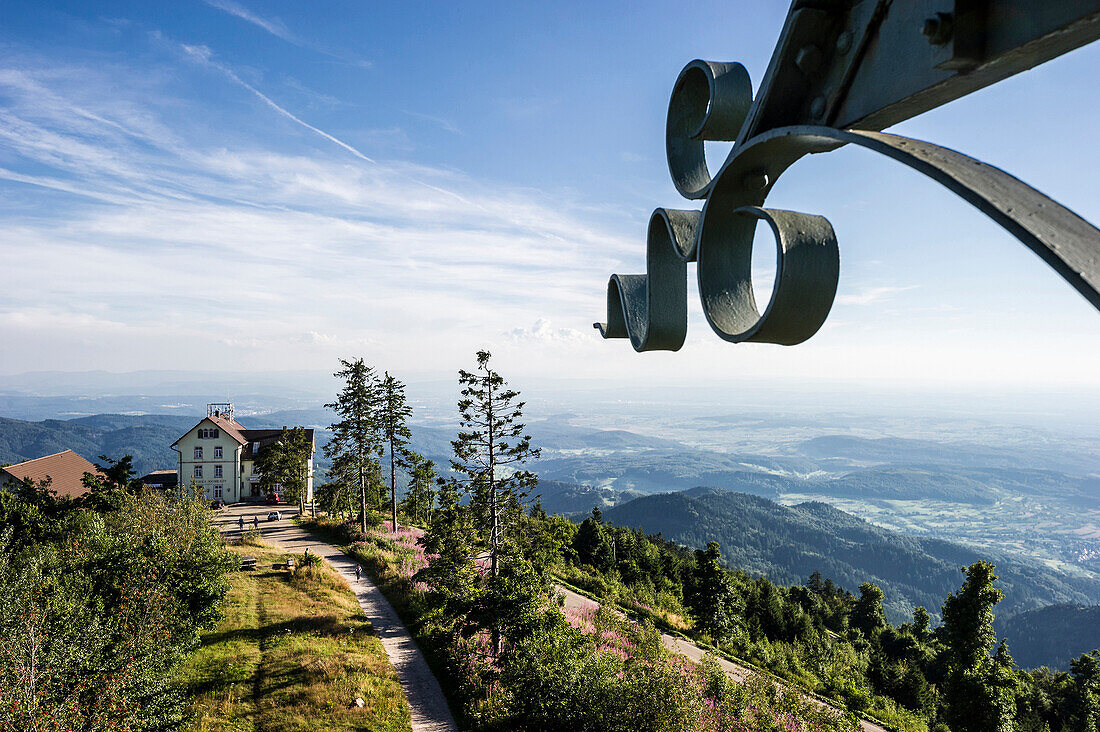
[601,486,1100,623]
[994,604,1100,670]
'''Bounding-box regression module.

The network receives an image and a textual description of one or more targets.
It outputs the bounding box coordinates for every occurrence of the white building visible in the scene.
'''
[173,403,314,503]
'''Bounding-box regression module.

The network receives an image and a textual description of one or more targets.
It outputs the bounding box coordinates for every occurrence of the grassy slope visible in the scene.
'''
[178,543,411,732]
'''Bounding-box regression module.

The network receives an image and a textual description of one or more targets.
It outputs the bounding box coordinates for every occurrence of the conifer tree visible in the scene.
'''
[574,509,615,573]
[451,350,540,579]
[686,541,738,640]
[324,358,382,533]
[852,582,888,640]
[255,427,312,511]
[450,349,540,654]
[415,478,480,635]
[939,561,1014,732]
[1068,650,1100,731]
[379,371,412,532]
[400,451,436,525]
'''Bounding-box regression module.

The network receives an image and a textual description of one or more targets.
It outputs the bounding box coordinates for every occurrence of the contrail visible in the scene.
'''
[180,44,481,208]
[183,44,375,164]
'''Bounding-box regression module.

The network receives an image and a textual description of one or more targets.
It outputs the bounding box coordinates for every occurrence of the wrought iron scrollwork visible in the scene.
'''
[597,2,1100,352]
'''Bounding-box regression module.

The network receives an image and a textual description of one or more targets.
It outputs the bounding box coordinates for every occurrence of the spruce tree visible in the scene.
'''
[851,582,888,641]
[685,541,737,640]
[415,478,480,637]
[379,371,413,532]
[400,451,436,524]
[324,358,382,533]
[939,561,1014,732]
[450,349,540,654]
[451,350,540,579]
[1069,650,1100,731]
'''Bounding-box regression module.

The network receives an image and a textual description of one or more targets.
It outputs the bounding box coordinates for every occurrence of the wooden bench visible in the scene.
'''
[240,556,257,571]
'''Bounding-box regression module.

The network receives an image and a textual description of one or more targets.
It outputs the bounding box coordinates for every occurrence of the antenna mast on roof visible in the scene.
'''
[207,402,234,421]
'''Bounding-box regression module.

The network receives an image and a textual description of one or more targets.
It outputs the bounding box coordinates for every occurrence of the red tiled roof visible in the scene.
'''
[171,415,249,447]
[210,414,248,445]
[1,449,102,499]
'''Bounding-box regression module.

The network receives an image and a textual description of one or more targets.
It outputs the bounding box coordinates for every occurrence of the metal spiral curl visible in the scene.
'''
[597,58,1100,351]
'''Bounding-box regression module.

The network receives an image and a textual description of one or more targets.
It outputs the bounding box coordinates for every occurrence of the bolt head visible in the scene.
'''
[795,45,825,76]
[836,31,853,55]
[922,12,954,45]
[810,96,826,119]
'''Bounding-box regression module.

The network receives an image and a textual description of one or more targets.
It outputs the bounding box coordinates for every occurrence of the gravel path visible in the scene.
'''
[215,504,457,732]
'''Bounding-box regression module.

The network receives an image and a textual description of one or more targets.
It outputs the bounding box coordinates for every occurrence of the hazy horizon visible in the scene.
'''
[1,1,1099,388]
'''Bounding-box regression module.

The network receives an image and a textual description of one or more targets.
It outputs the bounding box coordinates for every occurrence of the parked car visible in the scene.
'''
[268,511,281,522]
[265,493,283,505]
[210,500,226,510]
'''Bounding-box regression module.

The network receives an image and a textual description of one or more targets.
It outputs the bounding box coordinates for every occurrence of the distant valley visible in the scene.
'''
[3,400,1099,670]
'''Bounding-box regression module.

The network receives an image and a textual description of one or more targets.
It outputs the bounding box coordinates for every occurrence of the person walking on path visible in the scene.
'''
[355,564,362,583]
[304,547,310,561]
[252,515,259,530]
[238,516,244,531]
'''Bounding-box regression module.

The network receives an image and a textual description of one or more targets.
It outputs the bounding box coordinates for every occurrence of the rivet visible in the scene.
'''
[922,12,954,45]
[810,96,826,119]
[795,45,825,76]
[836,31,853,55]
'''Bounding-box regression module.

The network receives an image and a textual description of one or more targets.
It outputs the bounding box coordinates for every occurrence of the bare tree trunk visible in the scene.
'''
[487,369,501,656]
[358,446,367,533]
[389,434,398,533]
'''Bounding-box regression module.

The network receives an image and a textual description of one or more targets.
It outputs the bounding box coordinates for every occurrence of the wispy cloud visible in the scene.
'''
[836,285,916,306]
[403,110,463,135]
[203,0,293,42]
[202,0,371,67]
[0,50,630,373]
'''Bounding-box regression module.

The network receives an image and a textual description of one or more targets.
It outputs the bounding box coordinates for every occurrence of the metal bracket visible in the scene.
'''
[597,0,1100,350]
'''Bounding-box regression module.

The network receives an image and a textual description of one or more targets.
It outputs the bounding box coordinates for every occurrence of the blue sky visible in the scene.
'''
[1,1,1098,388]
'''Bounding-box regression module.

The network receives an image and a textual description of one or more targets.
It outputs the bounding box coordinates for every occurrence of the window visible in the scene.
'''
[197,428,221,439]
[251,464,259,476]
[194,465,203,478]
[214,464,223,478]
[214,446,223,459]
[251,441,260,454]
[194,446,203,460]
[214,486,223,498]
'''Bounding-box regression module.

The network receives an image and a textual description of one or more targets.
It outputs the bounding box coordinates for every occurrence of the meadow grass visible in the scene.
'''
[177,542,411,732]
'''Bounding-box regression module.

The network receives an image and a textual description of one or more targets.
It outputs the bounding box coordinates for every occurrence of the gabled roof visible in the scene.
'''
[140,470,179,489]
[1,449,102,499]
[172,414,249,447]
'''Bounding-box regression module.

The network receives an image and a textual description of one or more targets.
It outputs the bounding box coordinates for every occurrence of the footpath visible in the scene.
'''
[215,504,457,732]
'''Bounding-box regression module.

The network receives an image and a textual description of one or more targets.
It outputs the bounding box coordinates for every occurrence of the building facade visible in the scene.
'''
[173,403,314,503]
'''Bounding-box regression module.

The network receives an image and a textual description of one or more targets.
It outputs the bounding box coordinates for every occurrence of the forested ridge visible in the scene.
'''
[996,605,1100,671]
[601,487,1100,623]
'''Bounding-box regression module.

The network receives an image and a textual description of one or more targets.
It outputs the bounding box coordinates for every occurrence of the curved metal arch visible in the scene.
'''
[598,125,1100,349]
[595,208,699,352]
[704,126,1100,315]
